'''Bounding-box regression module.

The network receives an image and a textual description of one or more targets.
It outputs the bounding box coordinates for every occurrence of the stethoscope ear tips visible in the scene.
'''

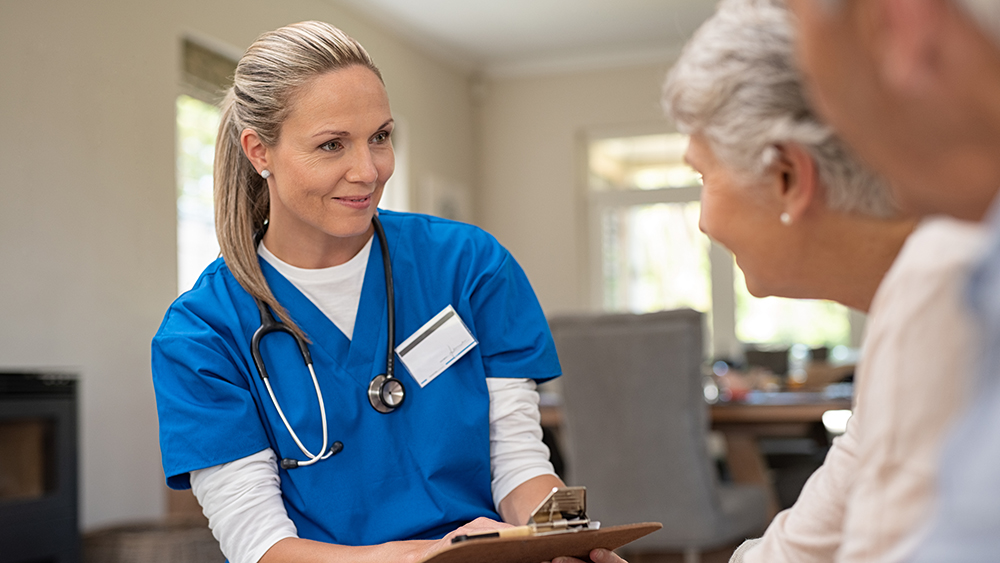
[280,441,344,470]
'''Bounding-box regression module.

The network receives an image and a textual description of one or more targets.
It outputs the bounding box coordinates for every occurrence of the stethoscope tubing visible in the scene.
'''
[250,214,401,468]
[262,362,334,467]
[251,292,338,467]
[372,214,396,380]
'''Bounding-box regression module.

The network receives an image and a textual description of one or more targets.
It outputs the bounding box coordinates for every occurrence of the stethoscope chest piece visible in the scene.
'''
[368,374,405,413]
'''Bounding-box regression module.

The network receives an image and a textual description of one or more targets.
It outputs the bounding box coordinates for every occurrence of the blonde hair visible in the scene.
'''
[214,21,382,340]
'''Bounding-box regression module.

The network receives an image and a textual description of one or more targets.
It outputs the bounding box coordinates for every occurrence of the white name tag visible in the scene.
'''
[396,305,478,388]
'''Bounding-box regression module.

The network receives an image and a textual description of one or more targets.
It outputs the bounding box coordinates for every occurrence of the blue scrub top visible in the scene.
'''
[152,210,561,546]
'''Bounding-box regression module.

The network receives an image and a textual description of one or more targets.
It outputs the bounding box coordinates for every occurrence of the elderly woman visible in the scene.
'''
[655,0,986,562]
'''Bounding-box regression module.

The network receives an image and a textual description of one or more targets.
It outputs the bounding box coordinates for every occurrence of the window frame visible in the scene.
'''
[581,125,864,361]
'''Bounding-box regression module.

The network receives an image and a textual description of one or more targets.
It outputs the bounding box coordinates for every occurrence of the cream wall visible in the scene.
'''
[0,0,476,529]
[477,62,678,314]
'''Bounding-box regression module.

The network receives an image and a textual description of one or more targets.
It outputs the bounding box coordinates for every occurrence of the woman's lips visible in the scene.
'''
[333,194,372,209]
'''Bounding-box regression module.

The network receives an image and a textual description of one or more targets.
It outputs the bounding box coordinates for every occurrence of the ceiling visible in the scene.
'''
[328,0,715,77]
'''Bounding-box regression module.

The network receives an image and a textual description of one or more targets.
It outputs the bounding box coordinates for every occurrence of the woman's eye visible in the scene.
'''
[372,131,390,144]
[320,140,343,151]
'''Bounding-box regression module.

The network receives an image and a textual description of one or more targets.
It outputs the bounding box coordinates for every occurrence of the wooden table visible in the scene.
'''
[710,397,852,519]
[540,394,852,519]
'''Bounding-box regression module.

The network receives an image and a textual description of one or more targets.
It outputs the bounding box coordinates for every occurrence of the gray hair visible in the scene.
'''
[662,0,897,217]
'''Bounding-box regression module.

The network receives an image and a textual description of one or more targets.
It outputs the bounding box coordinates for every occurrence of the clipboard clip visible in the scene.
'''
[452,486,597,543]
[528,486,592,533]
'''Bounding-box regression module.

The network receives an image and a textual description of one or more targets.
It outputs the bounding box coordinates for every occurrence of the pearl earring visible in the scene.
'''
[780,212,791,225]
[261,169,271,179]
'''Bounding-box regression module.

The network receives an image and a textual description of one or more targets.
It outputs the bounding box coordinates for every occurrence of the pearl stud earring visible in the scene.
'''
[261,169,271,179]
[780,212,791,225]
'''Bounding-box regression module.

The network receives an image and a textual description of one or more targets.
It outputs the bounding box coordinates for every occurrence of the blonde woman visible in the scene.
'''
[152,21,571,563]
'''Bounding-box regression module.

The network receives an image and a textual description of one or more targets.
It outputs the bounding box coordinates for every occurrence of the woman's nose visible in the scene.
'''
[346,147,378,184]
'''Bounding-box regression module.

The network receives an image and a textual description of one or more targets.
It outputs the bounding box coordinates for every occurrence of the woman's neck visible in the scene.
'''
[261,224,375,269]
[796,213,917,313]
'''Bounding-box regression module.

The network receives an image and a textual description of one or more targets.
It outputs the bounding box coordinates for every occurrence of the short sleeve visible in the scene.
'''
[152,289,272,490]
[467,249,561,383]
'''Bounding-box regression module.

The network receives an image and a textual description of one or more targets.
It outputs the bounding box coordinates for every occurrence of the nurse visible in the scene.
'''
[152,21,573,563]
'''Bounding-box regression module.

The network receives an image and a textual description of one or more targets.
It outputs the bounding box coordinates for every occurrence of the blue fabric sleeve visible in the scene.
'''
[152,275,272,490]
[465,243,561,383]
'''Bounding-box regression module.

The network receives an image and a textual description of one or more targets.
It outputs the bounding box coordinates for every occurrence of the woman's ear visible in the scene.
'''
[774,143,819,223]
[240,129,270,175]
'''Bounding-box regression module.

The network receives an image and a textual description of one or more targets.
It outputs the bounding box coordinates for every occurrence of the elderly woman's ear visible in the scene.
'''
[772,143,820,225]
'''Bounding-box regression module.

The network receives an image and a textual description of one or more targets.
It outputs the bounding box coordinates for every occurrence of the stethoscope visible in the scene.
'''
[250,214,406,469]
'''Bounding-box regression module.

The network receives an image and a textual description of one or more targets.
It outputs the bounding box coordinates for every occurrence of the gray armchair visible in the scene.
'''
[548,310,767,563]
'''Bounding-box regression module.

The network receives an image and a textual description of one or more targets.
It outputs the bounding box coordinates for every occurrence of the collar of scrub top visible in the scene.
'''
[249,213,405,470]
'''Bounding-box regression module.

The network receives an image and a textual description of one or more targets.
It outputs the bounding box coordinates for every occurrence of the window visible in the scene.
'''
[176,39,235,294]
[176,94,223,294]
[587,132,853,360]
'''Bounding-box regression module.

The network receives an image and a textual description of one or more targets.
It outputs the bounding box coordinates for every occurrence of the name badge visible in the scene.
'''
[396,305,478,388]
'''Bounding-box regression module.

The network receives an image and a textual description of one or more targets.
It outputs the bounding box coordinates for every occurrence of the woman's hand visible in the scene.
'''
[410,517,514,563]
[261,518,513,563]
[549,548,630,563]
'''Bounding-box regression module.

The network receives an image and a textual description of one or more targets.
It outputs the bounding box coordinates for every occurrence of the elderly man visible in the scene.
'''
[785,0,1000,560]
[786,0,1000,220]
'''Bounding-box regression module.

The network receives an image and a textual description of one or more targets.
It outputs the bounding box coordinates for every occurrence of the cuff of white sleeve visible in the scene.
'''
[246,530,298,563]
[493,464,557,513]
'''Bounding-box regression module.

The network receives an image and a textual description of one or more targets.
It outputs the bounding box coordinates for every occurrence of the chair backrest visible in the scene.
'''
[549,309,722,548]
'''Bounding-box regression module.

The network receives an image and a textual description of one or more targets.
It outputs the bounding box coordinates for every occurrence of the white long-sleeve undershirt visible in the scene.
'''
[190,449,296,563]
[191,378,555,563]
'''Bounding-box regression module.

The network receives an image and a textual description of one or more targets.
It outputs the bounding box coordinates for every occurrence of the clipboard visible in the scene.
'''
[418,487,662,563]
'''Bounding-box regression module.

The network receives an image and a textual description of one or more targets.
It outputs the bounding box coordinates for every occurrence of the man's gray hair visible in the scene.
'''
[662,0,897,217]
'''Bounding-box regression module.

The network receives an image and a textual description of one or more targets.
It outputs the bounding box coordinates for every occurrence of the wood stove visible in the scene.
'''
[0,372,79,563]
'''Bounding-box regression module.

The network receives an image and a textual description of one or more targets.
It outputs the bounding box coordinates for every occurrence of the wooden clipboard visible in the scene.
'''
[416,522,662,563]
